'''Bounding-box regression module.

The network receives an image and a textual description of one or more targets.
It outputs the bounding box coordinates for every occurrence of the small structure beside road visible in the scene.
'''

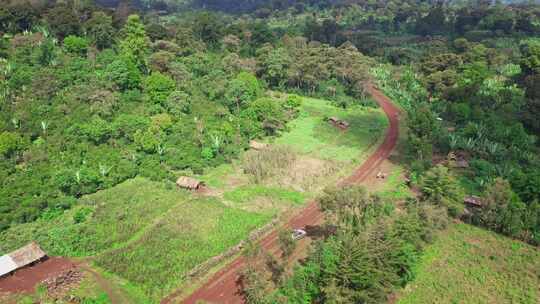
[327,117,350,130]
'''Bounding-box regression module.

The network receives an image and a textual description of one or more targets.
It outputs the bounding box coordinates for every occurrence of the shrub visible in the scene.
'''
[478,178,527,238]
[105,57,142,91]
[144,72,176,105]
[420,165,464,217]
[0,131,23,157]
[73,207,93,224]
[63,35,89,56]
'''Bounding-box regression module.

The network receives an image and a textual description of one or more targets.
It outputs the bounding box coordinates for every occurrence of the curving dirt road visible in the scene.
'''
[170,86,400,304]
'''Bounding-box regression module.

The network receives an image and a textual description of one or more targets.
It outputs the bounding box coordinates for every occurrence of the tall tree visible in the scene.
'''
[120,14,151,73]
[84,11,115,50]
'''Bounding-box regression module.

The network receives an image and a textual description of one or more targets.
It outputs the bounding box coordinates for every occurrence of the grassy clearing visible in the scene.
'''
[377,164,413,201]
[0,177,271,301]
[95,196,271,300]
[0,177,188,256]
[275,97,387,162]
[223,185,305,212]
[398,223,540,304]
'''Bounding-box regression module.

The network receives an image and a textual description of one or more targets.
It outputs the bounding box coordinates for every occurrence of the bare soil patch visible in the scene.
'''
[42,268,84,299]
[0,257,77,294]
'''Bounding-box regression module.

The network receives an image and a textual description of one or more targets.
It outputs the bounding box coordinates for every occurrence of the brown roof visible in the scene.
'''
[464,196,482,207]
[338,121,350,128]
[176,176,202,189]
[9,242,47,268]
[249,140,268,151]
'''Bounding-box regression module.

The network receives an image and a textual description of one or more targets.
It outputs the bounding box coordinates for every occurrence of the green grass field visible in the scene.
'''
[0,178,273,302]
[398,223,540,304]
[275,97,387,162]
[0,178,189,257]
[95,196,271,300]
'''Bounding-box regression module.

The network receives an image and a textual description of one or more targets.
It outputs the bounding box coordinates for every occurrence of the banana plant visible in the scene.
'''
[99,164,113,177]
[211,134,222,152]
[495,163,514,178]
[485,141,501,156]
[41,121,49,136]
[157,144,165,156]
[464,137,477,151]
[75,170,82,184]
[448,133,460,150]
[11,118,19,129]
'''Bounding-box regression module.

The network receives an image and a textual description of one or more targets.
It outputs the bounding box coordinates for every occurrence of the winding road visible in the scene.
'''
[167,86,400,304]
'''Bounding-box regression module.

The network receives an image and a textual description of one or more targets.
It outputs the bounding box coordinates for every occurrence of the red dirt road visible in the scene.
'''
[172,86,400,304]
[0,257,76,294]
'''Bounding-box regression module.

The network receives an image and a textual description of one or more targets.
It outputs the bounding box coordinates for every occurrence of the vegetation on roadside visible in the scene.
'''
[241,185,450,303]
[398,223,540,304]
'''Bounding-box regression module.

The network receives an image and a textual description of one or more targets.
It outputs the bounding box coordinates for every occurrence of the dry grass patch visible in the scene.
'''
[242,145,342,193]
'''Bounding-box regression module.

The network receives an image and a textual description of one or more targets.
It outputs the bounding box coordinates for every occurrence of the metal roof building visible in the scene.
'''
[0,242,47,277]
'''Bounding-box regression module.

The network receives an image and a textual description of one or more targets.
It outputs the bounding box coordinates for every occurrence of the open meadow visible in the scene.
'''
[397,223,540,304]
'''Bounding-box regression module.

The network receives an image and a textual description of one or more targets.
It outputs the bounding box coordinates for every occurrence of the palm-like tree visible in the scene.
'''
[41,121,49,136]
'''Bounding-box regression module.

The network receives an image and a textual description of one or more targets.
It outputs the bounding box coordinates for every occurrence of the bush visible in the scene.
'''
[63,35,89,56]
[73,207,93,224]
[477,178,527,238]
[0,131,24,157]
[105,57,142,91]
[420,165,464,217]
[144,72,176,105]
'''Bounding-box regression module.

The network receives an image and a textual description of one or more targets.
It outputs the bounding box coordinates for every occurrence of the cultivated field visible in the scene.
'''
[397,223,540,304]
[0,96,390,302]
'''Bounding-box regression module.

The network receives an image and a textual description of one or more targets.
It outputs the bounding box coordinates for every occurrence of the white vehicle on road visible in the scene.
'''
[292,229,307,240]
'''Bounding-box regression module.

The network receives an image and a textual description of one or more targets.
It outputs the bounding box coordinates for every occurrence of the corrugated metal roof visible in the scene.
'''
[0,242,47,277]
[10,242,47,268]
[0,255,17,277]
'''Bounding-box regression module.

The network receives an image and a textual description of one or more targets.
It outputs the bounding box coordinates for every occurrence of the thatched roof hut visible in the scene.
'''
[327,117,350,130]
[176,176,203,190]
[249,140,268,151]
[337,120,350,129]
[464,196,483,207]
[0,242,47,277]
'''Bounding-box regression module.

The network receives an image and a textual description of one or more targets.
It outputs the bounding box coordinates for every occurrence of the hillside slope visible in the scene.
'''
[397,223,540,304]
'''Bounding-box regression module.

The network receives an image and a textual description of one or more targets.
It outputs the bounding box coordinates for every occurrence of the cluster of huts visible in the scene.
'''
[0,242,47,278]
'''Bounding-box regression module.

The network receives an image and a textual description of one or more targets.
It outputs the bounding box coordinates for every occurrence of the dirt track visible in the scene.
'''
[167,86,400,304]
